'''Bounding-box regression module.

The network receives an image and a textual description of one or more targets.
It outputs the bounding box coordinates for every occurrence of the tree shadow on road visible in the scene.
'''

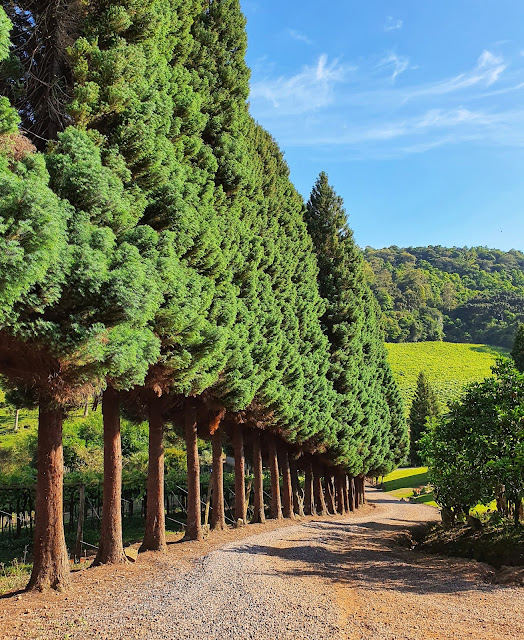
[225,518,495,596]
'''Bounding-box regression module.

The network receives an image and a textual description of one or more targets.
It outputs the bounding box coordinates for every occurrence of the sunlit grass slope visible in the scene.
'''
[382,466,437,507]
[385,342,507,410]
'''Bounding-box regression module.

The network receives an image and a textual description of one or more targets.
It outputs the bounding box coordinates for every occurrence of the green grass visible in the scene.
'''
[385,342,507,410]
[0,558,31,594]
[383,466,438,507]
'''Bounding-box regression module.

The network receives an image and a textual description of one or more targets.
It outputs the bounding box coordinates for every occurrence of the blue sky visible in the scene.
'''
[242,0,524,251]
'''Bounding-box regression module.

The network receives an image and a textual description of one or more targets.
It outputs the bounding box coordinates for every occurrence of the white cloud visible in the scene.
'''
[248,48,524,159]
[250,55,351,114]
[408,50,506,99]
[415,107,497,129]
[287,29,313,45]
[377,52,410,82]
[384,16,403,32]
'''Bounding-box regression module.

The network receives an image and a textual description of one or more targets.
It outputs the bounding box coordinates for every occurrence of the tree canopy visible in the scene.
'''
[365,245,524,347]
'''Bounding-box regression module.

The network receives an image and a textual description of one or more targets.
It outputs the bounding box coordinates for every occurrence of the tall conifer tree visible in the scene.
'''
[409,371,440,466]
[305,172,407,475]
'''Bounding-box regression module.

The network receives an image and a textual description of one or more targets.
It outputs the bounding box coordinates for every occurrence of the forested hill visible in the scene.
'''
[363,246,524,348]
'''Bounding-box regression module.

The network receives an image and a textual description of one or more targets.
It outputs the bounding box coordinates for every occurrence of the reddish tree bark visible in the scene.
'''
[93,387,126,565]
[336,472,346,515]
[184,401,202,540]
[359,476,366,504]
[27,404,70,592]
[233,423,246,523]
[140,393,166,552]
[290,458,304,516]
[211,428,226,530]
[268,435,282,519]
[343,474,350,513]
[324,473,336,515]
[279,444,294,519]
[303,461,315,515]
[251,430,265,524]
[349,476,356,511]
[313,464,327,515]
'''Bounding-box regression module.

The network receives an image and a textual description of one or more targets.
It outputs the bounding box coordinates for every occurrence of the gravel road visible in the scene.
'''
[8,487,524,640]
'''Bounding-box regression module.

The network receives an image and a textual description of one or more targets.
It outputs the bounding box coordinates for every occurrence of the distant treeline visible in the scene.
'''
[364,246,524,348]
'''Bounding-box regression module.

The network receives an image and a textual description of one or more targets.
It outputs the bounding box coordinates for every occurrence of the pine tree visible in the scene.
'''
[0,2,170,584]
[304,172,406,476]
[409,371,440,466]
[511,323,524,373]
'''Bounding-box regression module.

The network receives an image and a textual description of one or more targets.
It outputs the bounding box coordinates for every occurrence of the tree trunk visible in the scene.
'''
[359,476,366,505]
[14,408,20,432]
[233,423,246,523]
[268,435,282,519]
[211,428,226,530]
[27,404,70,592]
[336,472,345,515]
[290,458,304,517]
[94,387,126,565]
[279,444,294,519]
[74,484,85,560]
[515,499,522,526]
[324,473,336,514]
[83,401,89,418]
[140,394,166,552]
[343,475,350,513]
[304,461,315,515]
[251,430,265,524]
[313,464,327,515]
[184,402,202,541]
[348,476,355,511]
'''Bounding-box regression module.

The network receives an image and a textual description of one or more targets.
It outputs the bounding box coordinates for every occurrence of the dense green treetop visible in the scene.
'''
[0,11,69,346]
[0,0,404,478]
[305,173,407,474]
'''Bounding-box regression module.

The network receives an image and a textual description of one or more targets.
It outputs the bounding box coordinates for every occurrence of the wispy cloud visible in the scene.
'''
[408,50,506,99]
[281,107,505,146]
[377,52,411,82]
[249,48,524,159]
[250,54,352,114]
[384,16,403,32]
[287,29,313,45]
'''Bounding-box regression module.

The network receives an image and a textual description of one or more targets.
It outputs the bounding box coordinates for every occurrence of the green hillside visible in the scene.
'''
[385,342,507,410]
[364,246,524,348]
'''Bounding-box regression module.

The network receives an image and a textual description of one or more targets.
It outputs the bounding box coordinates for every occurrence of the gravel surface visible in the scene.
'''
[3,487,523,640]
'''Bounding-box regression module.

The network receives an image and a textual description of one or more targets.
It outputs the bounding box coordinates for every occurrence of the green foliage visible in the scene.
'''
[0,0,405,497]
[0,153,70,326]
[421,359,524,517]
[305,172,407,474]
[409,371,440,465]
[365,246,524,348]
[0,8,10,63]
[386,341,507,410]
[511,323,524,373]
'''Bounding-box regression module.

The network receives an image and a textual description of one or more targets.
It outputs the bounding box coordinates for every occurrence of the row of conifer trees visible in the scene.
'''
[0,0,407,591]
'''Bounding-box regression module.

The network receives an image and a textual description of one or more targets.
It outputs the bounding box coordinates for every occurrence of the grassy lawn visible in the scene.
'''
[382,467,499,513]
[382,466,438,508]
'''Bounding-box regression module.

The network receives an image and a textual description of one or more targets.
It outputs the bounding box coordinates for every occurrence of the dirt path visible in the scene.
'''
[1,487,522,639]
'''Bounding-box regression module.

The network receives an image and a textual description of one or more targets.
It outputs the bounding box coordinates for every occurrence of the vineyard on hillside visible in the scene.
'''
[385,342,507,409]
